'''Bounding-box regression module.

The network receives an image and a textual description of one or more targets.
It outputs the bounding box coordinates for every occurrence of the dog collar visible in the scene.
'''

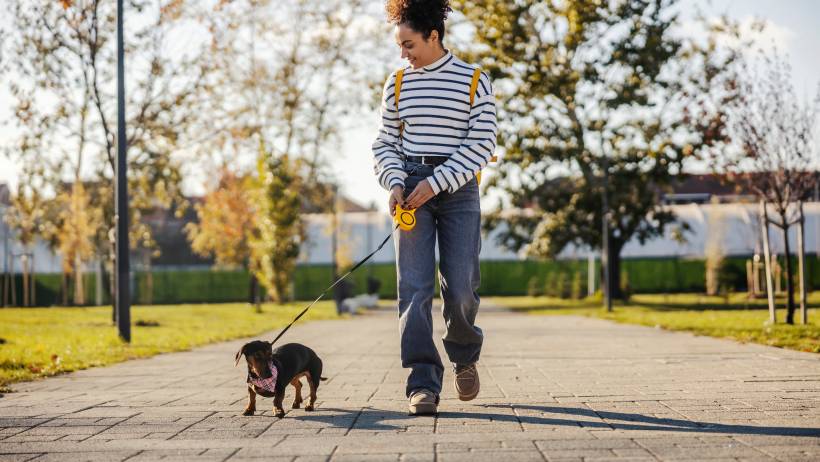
[249,361,278,393]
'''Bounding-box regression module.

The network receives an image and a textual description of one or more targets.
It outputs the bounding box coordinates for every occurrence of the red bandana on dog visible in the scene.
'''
[249,361,278,393]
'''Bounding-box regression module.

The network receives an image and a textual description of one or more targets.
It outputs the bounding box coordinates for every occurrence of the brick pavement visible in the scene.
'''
[1,302,819,461]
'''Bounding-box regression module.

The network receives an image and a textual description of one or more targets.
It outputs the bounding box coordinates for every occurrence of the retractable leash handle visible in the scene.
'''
[394,204,416,231]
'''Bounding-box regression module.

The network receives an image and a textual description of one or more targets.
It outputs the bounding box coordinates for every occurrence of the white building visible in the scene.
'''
[2,192,819,276]
[298,202,820,264]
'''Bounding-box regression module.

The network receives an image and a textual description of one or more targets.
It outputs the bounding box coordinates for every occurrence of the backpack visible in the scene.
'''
[394,67,497,185]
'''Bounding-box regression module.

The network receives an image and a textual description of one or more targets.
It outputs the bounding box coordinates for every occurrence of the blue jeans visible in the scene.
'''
[395,162,483,398]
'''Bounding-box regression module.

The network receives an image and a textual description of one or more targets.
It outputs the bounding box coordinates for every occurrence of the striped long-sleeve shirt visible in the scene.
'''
[371,50,498,195]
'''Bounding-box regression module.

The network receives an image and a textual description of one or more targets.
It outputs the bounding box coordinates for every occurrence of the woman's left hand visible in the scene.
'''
[404,179,435,210]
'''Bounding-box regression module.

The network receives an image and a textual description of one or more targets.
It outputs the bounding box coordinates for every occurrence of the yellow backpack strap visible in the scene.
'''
[471,69,497,164]
[395,69,405,138]
[469,68,481,106]
[470,68,496,186]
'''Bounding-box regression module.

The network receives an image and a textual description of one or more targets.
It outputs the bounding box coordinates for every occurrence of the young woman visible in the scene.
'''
[371,0,498,415]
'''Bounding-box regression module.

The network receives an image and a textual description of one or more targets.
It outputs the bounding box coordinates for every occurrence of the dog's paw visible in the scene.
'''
[241,408,255,416]
[305,405,315,412]
[291,402,301,409]
[274,408,286,418]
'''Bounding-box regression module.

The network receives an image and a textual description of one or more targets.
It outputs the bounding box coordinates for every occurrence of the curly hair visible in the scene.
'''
[385,0,453,43]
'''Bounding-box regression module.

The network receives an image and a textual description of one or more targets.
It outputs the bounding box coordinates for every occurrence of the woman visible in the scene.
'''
[371,0,498,415]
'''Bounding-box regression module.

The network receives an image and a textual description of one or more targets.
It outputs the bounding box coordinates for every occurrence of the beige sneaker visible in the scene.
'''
[454,364,480,401]
[408,389,438,415]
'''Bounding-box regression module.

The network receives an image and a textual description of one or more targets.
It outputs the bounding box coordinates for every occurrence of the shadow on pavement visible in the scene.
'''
[290,404,820,437]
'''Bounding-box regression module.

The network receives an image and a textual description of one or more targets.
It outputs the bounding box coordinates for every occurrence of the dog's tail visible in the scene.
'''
[320,377,328,381]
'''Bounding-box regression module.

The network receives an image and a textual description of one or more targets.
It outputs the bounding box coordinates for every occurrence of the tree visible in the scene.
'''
[1,0,209,306]
[185,168,259,306]
[187,146,305,307]
[249,143,305,304]
[180,0,390,303]
[454,0,738,298]
[189,0,391,204]
[3,166,49,307]
[53,183,101,305]
[704,204,727,296]
[186,170,256,271]
[716,51,819,324]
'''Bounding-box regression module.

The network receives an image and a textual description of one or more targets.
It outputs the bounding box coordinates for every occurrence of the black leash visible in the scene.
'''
[270,223,400,345]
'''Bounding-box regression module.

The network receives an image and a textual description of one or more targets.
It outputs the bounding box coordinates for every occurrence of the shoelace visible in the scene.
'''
[455,365,477,380]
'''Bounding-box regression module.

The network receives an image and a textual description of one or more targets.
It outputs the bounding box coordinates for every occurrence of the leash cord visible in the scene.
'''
[270,223,400,345]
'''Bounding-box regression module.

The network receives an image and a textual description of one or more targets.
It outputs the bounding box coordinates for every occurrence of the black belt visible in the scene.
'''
[405,155,448,166]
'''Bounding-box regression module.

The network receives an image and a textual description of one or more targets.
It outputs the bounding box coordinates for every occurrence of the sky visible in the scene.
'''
[1,0,819,213]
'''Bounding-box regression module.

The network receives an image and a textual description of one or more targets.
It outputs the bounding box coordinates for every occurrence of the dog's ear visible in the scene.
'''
[264,341,272,359]
[234,343,247,367]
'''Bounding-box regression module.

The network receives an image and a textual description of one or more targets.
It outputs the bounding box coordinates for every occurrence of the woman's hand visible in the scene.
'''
[389,185,404,217]
[404,179,435,210]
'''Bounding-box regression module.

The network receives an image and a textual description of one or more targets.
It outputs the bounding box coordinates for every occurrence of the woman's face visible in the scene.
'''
[395,23,442,69]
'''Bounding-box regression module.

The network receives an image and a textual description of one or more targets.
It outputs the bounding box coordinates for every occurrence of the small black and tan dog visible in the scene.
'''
[235,340,326,418]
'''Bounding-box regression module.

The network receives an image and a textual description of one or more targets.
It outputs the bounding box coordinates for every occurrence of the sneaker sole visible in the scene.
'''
[408,402,438,415]
[457,388,479,401]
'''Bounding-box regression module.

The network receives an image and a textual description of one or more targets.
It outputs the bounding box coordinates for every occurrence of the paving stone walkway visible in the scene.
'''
[1,302,819,461]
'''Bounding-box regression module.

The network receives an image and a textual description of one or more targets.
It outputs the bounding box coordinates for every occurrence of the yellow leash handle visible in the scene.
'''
[394,204,416,231]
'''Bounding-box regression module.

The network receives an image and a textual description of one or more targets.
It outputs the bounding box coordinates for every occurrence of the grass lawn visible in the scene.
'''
[0,301,340,391]
[488,292,820,354]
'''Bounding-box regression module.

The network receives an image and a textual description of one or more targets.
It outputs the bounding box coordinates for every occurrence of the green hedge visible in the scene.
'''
[2,255,817,306]
[0,272,99,307]
[135,270,254,304]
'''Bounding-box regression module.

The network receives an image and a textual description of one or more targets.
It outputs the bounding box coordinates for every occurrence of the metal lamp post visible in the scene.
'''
[116,0,131,342]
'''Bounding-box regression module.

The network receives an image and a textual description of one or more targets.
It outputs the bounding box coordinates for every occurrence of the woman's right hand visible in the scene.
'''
[389,185,404,217]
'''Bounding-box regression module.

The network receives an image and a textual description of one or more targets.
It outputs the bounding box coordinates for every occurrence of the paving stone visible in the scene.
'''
[437,450,545,461]
[1,305,819,461]
[28,451,140,461]
[0,454,44,462]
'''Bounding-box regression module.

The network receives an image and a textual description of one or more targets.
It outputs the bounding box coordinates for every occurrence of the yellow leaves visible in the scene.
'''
[566,6,580,36]
[52,182,99,277]
[186,169,255,268]
[215,0,234,10]
[160,0,185,21]
[247,148,304,303]
[59,0,72,10]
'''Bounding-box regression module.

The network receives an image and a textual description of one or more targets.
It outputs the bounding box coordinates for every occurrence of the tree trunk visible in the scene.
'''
[249,273,261,313]
[109,256,117,324]
[797,202,807,324]
[95,260,103,306]
[30,255,35,307]
[587,253,596,297]
[144,252,153,306]
[61,270,69,306]
[760,201,776,323]
[781,219,796,324]
[274,282,285,305]
[602,240,625,301]
[609,241,625,301]
[2,269,8,307]
[10,265,16,306]
[21,255,29,307]
[74,255,85,306]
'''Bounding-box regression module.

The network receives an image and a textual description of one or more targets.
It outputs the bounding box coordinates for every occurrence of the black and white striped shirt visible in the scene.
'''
[372,50,498,195]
